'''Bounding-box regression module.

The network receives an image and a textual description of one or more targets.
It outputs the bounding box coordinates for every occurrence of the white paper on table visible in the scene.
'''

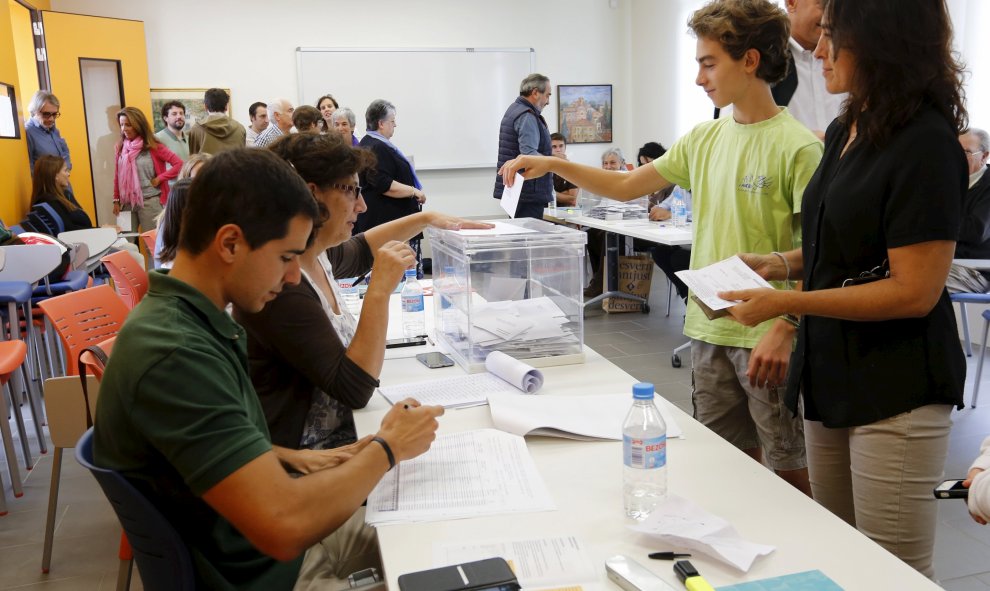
[500,173,525,218]
[486,351,543,393]
[456,219,539,236]
[627,494,775,571]
[377,372,523,408]
[365,429,556,525]
[433,535,598,589]
[675,255,773,312]
[116,213,133,232]
[488,392,683,441]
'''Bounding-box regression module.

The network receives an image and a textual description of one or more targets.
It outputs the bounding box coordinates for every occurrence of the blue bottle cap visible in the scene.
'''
[404,269,417,278]
[633,382,655,399]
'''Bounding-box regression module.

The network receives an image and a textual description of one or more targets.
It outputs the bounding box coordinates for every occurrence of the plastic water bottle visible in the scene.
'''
[623,382,667,520]
[400,269,425,337]
[671,188,688,228]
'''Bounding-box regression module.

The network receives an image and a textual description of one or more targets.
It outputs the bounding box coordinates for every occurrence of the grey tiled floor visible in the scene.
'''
[1,277,989,589]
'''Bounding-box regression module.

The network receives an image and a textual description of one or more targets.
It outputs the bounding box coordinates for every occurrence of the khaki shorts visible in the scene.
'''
[294,507,381,591]
[691,340,806,471]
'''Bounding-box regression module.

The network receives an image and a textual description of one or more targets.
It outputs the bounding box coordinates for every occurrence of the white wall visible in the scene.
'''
[49,0,647,220]
[48,0,990,220]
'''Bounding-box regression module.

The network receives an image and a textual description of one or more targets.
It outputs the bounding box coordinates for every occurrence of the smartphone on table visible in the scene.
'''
[416,352,454,369]
[385,336,427,349]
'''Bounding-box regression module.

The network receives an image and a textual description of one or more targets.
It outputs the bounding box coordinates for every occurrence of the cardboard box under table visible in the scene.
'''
[426,218,587,373]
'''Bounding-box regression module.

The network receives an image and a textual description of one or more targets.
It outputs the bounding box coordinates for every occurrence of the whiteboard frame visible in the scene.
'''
[295,47,535,170]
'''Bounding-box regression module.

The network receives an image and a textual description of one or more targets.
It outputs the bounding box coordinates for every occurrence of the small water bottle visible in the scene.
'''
[623,382,667,520]
[400,269,426,337]
[671,188,688,228]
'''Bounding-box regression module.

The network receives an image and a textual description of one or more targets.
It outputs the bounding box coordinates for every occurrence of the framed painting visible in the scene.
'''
[149,88,230,133]
[557,84,612,144]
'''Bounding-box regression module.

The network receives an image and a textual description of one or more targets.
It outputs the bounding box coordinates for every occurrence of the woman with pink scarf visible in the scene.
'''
[112,106,182,234]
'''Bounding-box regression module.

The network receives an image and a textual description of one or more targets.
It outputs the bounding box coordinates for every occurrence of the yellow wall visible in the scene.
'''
[41,12,150,223]
[9,0,36,123]
[0,0,31,225]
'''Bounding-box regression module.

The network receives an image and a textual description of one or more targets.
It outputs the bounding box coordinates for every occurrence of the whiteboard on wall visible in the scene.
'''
[296,47,535,170]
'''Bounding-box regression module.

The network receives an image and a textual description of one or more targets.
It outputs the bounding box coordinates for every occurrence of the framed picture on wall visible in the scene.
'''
[149,88,231,133]
[557,84,612,144]
[0,82,20,139]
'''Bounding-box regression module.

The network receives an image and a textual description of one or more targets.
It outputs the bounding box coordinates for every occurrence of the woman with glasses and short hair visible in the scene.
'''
[25,90,71,173]
[234,133,489,460]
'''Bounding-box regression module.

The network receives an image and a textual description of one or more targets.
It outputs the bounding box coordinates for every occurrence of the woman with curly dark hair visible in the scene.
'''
[236,133,488,456]
[720,0,968,576]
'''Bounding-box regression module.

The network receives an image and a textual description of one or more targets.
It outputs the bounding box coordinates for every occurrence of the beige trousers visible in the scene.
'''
[293,507,381,591]
[804,404,952,578]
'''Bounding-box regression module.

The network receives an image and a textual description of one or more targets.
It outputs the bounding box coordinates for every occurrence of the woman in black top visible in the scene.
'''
[31,155,92,231]
[720,0,967,577]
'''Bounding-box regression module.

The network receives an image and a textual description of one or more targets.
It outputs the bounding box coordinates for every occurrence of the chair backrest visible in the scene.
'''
[0,244,63,284]
[75,429,196,591]
[37,284,130,375]
[79,335,116,382]
[100,250,149,309]
[139,229,157,256]
[32,203,66,234]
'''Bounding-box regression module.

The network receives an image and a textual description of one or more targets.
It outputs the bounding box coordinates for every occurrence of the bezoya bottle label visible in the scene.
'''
[401,295,424,312]
[623,434,666,469]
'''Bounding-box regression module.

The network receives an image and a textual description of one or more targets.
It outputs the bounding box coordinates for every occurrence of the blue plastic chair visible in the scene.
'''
[75,428,195,591]
[950,292,990,357]
[27,203,66,236]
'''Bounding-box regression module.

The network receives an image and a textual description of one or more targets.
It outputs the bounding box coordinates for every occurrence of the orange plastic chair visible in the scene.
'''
[36,284,129,377]
[100,251,149,310]
[139,229,157,257]
[0,340,29,511]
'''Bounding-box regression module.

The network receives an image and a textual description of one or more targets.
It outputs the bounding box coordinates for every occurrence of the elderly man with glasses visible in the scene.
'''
[25,90,71,173]
[946,127,990,294]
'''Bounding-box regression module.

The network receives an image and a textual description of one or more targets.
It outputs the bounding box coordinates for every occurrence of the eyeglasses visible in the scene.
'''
[966,150,987,157]
[330,183,363,198]
[39,111,60,119]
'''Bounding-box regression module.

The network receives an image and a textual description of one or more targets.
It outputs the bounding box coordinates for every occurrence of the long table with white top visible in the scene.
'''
[544,209,693,313]
[353,296,940,590]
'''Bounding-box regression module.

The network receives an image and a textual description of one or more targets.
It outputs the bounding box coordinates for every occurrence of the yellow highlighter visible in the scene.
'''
[674,560,716,591]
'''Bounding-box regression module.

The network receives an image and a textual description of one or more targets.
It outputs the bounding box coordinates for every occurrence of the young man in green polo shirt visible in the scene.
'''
[94,148,444,590]
[501,0,822,495]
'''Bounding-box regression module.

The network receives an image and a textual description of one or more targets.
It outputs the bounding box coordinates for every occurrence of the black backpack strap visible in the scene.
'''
[78,345,109,428]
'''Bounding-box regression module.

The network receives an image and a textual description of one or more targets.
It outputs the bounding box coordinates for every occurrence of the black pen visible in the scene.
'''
[649,552,691,560]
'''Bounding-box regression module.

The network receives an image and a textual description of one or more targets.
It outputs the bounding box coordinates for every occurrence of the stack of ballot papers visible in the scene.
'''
[488,392,683,441]
[365,429,555,525]
[468,296,582,359]
[378,351,544,408]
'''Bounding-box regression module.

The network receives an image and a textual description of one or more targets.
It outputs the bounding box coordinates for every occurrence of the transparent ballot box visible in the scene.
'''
[426,218,587,373]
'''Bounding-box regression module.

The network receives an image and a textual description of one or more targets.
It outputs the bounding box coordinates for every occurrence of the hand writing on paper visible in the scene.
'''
[377,398,445,462]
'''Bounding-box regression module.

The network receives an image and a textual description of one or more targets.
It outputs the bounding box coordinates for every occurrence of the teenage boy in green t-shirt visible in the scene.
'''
[94,148,444,589]
[501,0,822,495]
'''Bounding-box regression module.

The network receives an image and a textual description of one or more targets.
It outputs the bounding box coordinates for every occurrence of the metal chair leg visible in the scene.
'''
[960,302,973,357]
[41,446,63,573]
[0,383,23,498]
[8,372,33,470]
[973,316,990,408]
[665,278,672,318]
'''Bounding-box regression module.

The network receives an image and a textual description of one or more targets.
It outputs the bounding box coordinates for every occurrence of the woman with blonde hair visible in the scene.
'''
[111,106,183,234]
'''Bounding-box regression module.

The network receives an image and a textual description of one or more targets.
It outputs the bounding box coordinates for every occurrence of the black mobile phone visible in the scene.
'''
[416,352,454,369]
[385,336,427,349]
[934,479,969,499]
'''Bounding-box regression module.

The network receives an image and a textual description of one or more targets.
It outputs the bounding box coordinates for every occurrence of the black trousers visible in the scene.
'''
[651,244,691,300]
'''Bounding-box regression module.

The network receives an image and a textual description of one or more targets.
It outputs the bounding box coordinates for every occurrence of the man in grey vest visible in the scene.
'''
[494,74,554,219]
